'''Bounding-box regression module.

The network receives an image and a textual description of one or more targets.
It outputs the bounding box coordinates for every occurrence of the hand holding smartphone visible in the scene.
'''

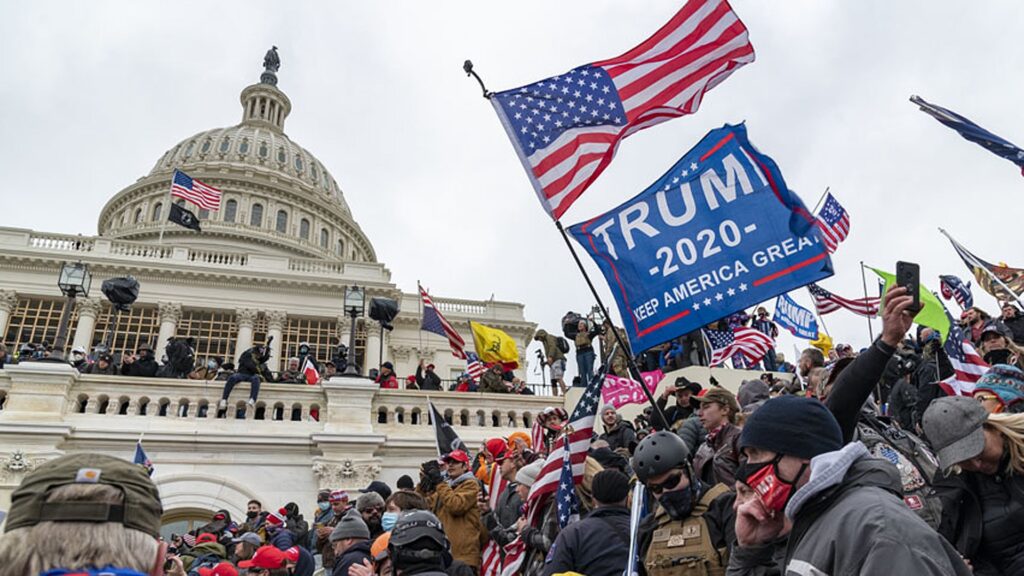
[896,261,922,313]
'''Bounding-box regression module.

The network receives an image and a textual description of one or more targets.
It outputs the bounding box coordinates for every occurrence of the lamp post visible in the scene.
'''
[343,285,365,375]
[45,261,92,362]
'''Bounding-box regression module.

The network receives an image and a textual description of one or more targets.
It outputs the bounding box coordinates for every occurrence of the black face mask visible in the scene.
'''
[984,349,1012,366]
[247,510,258,519]
[658,478,701,520]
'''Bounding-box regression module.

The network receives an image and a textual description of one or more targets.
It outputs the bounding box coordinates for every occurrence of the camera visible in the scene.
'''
[534,349,546,366]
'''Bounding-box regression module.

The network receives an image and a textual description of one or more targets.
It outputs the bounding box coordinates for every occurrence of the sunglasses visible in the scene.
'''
[647,469,685,495]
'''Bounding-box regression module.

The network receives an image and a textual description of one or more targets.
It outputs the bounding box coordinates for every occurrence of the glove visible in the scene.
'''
[426,466,444,486]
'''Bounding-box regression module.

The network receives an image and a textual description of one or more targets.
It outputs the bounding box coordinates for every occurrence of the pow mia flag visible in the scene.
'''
[428,399,467,457]
[168,203,201,232]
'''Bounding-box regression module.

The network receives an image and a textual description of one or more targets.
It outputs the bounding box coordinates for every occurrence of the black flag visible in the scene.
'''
[428,400,467,457]
[168,203,201,232]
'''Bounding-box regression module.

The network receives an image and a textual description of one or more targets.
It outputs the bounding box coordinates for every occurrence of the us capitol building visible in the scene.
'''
[0,50,543,536]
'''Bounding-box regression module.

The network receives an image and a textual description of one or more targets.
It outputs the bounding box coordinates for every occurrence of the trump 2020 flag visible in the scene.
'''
[773,293,818,340]
[939,274,974,310]
[568,123,831,353]
[491,0,755,220]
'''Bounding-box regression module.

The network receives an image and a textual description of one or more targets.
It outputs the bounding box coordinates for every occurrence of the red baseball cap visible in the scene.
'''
[485,438,508,461]
[238,545,287,569]
[283,546,300,563]
[443,449,470,464]
[197,562,239,576]
[195,533,218,544]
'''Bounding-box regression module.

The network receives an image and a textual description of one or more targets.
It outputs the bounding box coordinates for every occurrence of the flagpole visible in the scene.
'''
[417,281,423,354]
[810,186,830,216]
[939,228,1024,309]
[554,220,669,431]
[859,261,876,341]
[158,181,172,245]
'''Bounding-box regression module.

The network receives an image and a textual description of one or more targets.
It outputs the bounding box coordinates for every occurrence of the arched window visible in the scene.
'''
[224,199,237,223]
[299,218,310,240]
[320,228,329,249]
[250,203,263,227]
[336,239,344,257]
[134,208,143,223]
[151,202,163,221]
[275,210,288,233]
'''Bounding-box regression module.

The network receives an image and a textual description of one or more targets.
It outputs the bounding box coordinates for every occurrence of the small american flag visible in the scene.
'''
[170,170,222,211]
[939,275,974,310]
[419,285,467,359]
[491,0,754,220]
[939,305,989,396]
[703,326,772,366]
[808,283,880,318]
[481,462,510,576]
[814,192,849,253]
[500,538,526,576]
[466,351,485,380]
[555,435,580,528]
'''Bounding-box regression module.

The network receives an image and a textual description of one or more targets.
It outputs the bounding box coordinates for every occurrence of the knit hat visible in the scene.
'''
[602,404,617,414]
[356,491,385,512]
[739,396,842,460]
[330,509,371,542]
[396,475,415,490]
[515,460,544,488]
[737,379,770,411]
[974,364,1024,410]
[329,490,349,503]
[921,396,989,470]
[591,469,630,504]
[507,431,532,450]
[265,508,286,527]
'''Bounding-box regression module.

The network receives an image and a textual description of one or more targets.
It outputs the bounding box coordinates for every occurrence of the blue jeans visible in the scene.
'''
[576,348,595,386]
[221,373,261,402]
[762,348,778,372]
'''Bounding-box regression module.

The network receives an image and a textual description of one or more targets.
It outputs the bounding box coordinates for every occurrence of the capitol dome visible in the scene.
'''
[97,50,376,263]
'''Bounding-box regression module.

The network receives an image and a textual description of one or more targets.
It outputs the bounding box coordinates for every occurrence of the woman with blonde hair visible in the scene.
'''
[922,396,1024,574]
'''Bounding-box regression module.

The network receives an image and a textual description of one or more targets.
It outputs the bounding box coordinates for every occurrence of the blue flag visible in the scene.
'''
[773,293,819,340]
[568,123,832,352]
[912,95,1024,176]
[133,441,153,476]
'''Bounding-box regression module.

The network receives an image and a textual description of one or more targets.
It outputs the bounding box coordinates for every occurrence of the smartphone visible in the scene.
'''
[896,261,921,312]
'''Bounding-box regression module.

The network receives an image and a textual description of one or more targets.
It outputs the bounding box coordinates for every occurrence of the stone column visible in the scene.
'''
[0,290,18,338]
[71,298,105,352]
[364,319,382,376]
[155,302,182,357]
[266,310,287,374]
[234,308,258,363]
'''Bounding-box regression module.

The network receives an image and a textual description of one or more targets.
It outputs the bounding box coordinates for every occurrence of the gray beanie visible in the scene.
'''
[356,491,385,511]
[330,509,370,542]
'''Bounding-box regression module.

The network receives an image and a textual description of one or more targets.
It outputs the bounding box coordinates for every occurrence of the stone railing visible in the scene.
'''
[288,258,344,274]
[28,232,95,253]
[371,389,554,433]
[109,241,173,260]
[187,249,248,267]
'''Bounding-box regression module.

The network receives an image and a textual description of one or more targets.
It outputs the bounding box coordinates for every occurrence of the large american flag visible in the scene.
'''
[465,351,485,380]
[419,285,467,359]
[170,170,222,211]
[807,283,880,317]
[814,192,849,253]
[703,326,772,366]
[939,275,974,310]
[491,0,754,220]
[481,461,510,576]
[938,306,989,396]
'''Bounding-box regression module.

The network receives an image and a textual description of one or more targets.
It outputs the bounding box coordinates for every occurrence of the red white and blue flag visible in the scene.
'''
[939,275,974,310]
[555,435,581,528]
[171,170,222,211]
[466,351,485,380]
[912,95,1024,177]
[481,461,510,576]
[808,283,880,318]
[938,305,988,396]
[133,441,153,476]
[814,192,849,253]
[419,285,467,360]
[703,326,772,366]
[491,0,755,220]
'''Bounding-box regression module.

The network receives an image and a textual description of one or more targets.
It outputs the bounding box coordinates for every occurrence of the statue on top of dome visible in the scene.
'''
[261,46,281,85]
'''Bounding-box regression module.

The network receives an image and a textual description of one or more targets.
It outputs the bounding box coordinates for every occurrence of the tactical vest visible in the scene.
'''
[644,483,730,576]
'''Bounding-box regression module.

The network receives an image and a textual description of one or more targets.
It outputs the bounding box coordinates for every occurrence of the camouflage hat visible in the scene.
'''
[4,453,163,538]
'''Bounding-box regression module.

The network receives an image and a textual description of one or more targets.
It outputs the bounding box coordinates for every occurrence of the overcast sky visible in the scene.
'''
[2,1,1022,383]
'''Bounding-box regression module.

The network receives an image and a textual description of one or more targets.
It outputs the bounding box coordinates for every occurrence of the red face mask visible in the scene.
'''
[741,455,806,513]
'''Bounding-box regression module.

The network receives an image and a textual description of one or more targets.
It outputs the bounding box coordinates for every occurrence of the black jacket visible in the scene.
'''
[416,365,443,391]
[483,482,523,547]
[333,540,372,576]
[542,506,631,576]
[655,396,697,430]
[599,419,636,453]
[122,353,158,377]
[1002,312,1024,345]
[954,462,1024,575]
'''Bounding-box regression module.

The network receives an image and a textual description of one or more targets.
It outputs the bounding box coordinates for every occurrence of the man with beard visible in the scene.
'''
[240,499,269,537]
[797,348,824,389]
[356,491,386,539]
[633,431,735,576]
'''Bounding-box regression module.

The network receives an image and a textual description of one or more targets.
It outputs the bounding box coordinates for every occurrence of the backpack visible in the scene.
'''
[187,552,222,576]
[556,336,570,354]
[856,412,944,530]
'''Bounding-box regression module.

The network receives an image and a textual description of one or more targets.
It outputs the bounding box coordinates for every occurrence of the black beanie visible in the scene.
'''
[397,475,415,490]
[739,396,842,460]
[591,469,630,505]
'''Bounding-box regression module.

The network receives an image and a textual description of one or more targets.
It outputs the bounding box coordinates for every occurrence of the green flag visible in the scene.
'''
[871,267,950,341]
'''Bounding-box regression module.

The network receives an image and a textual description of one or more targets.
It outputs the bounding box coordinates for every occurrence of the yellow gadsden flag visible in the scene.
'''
[470,321,520,367]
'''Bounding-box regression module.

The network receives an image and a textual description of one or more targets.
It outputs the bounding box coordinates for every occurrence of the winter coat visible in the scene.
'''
[542,506,631,576]
[479,370,509,393]
[333,539,373,576]
[290,544,315,576]
[727,443,971,576]
[483,482,523,547]
[181,542,227,572]
[692,421,742,487]
[953,463,1024,575]
[1002,312,1024,345]
[237,348,262,376]
[655,396,697,431]
[84,361,118,376]
[376,372,399,389]
[677,416,707,459]
[416,365,443,391]
[430,473,485,567]
[315,508,344,566]
[535,329,566,363]
[599,418,636,453]
[122,354,158,377]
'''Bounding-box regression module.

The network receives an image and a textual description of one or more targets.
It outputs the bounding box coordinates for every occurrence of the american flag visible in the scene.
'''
[911,95,1024,177]
[807,283,880,317]
[814,192,849,253]
[530,418,547,457]
[939,275,974,310]
[170,170,222,211]
[555,435,581,528]
[465,351,485,380]
[703,326,772,366]
[491,0,754,220]
[500,539,526,576]
[133,441,153,476]
[419,285,467,359]
[938,305,989,396]
[481,462,510,576]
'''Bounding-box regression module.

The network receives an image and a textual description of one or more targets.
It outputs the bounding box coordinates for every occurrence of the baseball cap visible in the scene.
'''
[232,531,262,547]
[196,532,218,544]
[921,396,989,470]
[371,531,392,561]
[442,449,470,464]
[238,545,287,569]
[3,453,163,538]
[197,562,239,576]
[696,387,740,414]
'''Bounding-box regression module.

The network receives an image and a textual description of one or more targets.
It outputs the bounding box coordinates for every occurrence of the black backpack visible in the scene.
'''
[556,336,570,354]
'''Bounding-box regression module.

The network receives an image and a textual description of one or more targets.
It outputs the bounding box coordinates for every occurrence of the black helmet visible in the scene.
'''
[390,510,449,550]
[631,431,690,484]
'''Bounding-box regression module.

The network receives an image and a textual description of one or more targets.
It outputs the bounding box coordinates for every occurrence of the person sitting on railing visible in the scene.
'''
[84,351,118,375]
[120,343,159,377]
[479,363,511,393]
[416,359,443,391]
[189,356,223,380]
[219,340,272,409]
[375,362,399,389]
[280,357,302,383]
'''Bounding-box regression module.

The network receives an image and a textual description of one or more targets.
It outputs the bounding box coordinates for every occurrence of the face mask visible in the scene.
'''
[657,480,698,520]
[247,511,258,519]
[984,349,1012,365]
[740,455,806,513]
[318,501,330,512]
[207,361,217,369]
[381,511,399,531]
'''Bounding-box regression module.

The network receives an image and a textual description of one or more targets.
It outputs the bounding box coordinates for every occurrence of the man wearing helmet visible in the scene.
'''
[632,431,736,576]
[389,510,451,576]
